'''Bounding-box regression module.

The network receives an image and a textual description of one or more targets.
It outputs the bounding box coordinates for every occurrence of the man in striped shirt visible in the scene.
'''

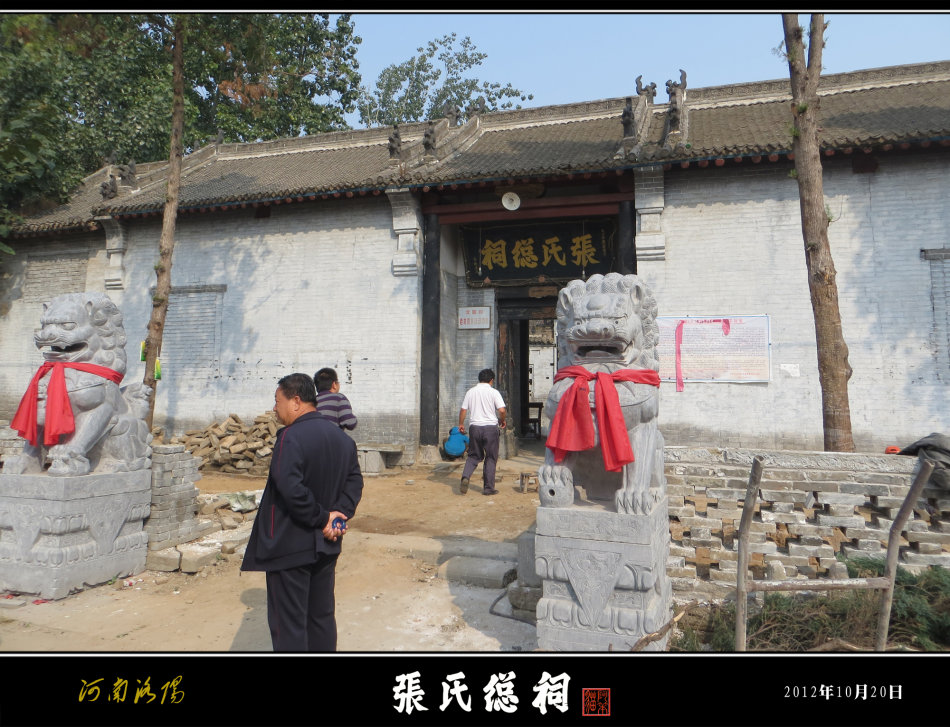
[314,368,358,431]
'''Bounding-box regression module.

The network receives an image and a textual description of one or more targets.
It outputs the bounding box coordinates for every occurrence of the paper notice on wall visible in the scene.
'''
[656,315,771,388]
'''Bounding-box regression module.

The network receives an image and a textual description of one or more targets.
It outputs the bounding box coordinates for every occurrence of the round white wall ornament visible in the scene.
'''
[501,192,521,210]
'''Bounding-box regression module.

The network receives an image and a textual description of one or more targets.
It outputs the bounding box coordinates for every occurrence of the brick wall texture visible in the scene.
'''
[2,421,947,590]
[664,447,949,597]
[640,153,950,452]
[1,152,948,458]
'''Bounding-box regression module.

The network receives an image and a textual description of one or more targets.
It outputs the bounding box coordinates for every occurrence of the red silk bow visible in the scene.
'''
[11,361,124,446]
[545,365,660,472]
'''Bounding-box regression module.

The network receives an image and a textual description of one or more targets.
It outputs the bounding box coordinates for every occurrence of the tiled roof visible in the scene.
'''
[10,60,950,236]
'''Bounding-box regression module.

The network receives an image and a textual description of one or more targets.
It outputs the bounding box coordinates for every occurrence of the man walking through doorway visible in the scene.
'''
[457,368,507,495]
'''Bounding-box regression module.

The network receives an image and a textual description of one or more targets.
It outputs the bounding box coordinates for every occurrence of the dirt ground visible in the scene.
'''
[0,439,547,652]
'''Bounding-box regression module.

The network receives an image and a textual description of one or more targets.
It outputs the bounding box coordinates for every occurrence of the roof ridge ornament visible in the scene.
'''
[388,123,403,166]
[465,96,486,120]
[422,120,437,160]
[99,172,118,200]
[442,101,460,127]
[636,75,657,102]
[616,80,655,162]
[663,69,690,155]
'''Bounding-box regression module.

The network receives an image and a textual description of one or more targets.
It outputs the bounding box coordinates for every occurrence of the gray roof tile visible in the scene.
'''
[10,60,950,236]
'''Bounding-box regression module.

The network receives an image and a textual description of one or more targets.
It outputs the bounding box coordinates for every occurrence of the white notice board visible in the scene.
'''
[656,315,771,387]
[458,306,491,329]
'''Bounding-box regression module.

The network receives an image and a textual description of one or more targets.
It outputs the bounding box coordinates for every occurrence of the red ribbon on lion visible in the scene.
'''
[11,362,124,447]
[545,365,661,472]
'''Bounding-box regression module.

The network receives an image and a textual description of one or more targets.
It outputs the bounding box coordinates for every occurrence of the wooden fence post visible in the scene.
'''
[735,456,764,652]
[874,457,935,652]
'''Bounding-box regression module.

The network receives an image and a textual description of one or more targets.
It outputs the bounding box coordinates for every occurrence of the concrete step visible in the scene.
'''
[344,531,521,588]
[344,531,518,566]
[437,555,517,589]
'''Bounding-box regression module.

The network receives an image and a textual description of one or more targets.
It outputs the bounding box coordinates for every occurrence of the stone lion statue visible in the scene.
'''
[538,273,665,514]
[6,292,152,476]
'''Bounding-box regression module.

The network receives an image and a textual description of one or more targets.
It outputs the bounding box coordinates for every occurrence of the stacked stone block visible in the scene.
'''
[144,444,217,551]
[535,502,672,651]
[0,470,151,599]
[664,447,949,596]
[0,422,24,467]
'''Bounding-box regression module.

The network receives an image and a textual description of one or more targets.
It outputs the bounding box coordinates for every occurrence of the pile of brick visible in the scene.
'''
[166,413,278,476]
[145,443,218,552]
[0,421,24,466]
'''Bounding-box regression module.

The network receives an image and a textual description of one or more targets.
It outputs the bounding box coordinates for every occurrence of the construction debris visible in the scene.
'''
[160,412,278,476]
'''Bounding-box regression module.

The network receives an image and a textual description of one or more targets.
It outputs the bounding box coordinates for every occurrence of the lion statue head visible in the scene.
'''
[555,273,659,371]
[33,292,128,375]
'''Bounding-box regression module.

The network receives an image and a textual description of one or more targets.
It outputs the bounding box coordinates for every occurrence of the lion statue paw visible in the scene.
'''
[538,464,575,508]
[48,448,92,477]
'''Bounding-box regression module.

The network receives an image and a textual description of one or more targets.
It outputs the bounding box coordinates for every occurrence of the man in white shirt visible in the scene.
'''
[457,368,507,495]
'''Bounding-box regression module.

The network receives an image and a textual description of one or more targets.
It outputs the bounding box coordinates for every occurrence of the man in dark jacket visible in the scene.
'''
[241,372,363,651]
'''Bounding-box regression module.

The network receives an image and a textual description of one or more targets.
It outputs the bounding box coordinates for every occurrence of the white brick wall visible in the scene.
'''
[0,234,105,413]
[640,152,950,452]
[0,199,423,454]
[1,152,947,457]
[451,285,498,426]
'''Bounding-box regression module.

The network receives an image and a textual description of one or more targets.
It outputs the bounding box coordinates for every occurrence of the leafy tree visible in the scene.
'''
[782,13,854,452]
[185,13,362,142]
[0,13,363,255]
[356,32,532,127]
[0,15,82,250]
[0,13,362,413]
[137,13,361,426]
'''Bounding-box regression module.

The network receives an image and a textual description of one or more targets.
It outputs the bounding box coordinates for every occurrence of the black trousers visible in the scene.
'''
[461,424,500,490]
[265,553,339,652]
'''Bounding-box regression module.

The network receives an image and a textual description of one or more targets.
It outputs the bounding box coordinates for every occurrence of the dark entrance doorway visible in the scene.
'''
[495,288,558,439]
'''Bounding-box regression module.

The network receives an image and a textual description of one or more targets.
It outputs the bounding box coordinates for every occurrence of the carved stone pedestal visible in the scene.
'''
[534,499,672,651]
[0,471,151,599]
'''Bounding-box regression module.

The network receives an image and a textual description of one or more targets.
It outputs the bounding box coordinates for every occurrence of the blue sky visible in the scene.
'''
[344,11,950,127]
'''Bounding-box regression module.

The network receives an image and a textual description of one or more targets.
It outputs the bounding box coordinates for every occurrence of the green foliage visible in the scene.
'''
[669,625,705,652]
[671,560,950,652]
[185,13,362,142]
[356,33,532,127]
[0,15,84,245]
[847,557,950,650]
[0,12,363,246]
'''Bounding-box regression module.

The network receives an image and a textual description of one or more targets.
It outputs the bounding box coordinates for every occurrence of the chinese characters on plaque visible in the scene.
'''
[461,218,615,284]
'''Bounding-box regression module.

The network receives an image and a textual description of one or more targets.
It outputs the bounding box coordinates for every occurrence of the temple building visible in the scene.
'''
[2,60,949,461]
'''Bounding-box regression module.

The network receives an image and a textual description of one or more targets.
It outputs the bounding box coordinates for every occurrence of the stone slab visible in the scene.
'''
[202,523,254,554]
[536,501,666,544]
[0,469,151,499]
[145,548,182,572]
[517,527,541,588]
[535,505,671,652]
[0,471,150,599]
[437,556,516,589]
[177,543,221,573]
[343,531,517,566]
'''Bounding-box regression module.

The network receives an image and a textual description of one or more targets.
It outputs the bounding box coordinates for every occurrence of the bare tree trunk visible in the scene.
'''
[143,16,186,430]
[782,14,855,452]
